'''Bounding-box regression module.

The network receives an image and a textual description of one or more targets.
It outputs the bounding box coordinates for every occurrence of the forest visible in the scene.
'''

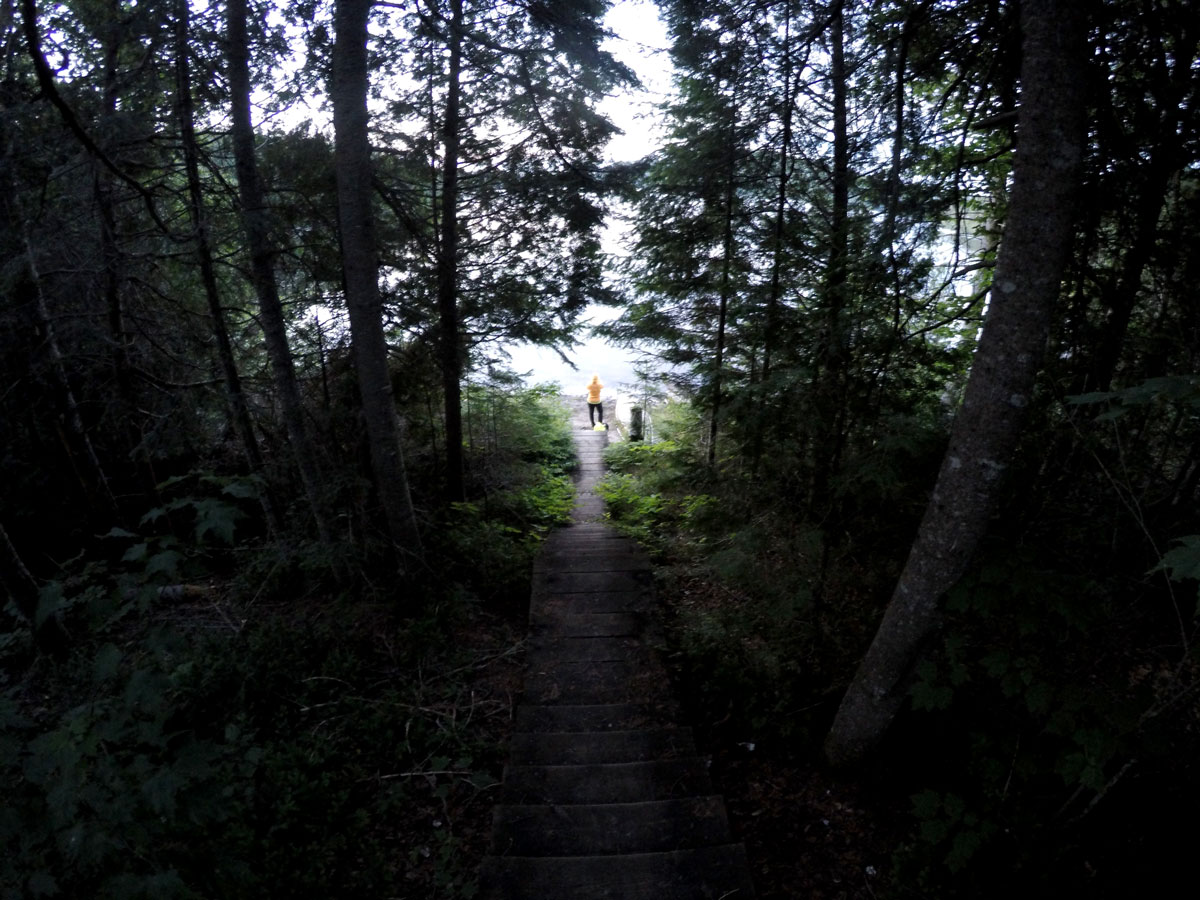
[1,0,1197,897]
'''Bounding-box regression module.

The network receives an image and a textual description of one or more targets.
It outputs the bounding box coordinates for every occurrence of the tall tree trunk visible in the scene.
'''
[811,0,850,512]
[227,0,334,546]
[708,144,734,467]
[824,0,1089,767]
[861,9,913,434]
[882,10,911,337]
[96,12,135,439]
[707,69,740,468]
[11,4,117,520]
[751,3,795,474]
[761,5,794,389]
[94,4,160,511]
[1080,19,1195,394]
[331,0,423,562]
[437,0,466,502]
[1082,143,1182,394]
[18,215,117,518]
[174,0,278,533]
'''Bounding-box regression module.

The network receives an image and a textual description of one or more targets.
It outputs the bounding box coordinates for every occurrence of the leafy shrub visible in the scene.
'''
[1,588,511,899]
[591,425,831,747]
[0,440,559,898]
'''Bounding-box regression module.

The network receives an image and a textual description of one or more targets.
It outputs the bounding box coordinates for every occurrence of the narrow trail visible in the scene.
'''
[479,398,755,899]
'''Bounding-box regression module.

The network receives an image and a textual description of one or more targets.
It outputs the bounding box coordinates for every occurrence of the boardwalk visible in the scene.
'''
[479,398,754,899]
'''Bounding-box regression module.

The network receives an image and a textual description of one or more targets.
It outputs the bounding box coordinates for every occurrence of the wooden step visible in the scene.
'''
[506,727,696,766]
[530,592,649,618]
[534,554,647,573]
[544,530,627,545]
[521,659,664,705]
[479,420,755,898]
[542,570,649,593]
[514,703,675,733]
[489,796,733,856]
[499,757,714,804]
[479,846,755,900]
[529,613,641,638]
[524,635,643,662]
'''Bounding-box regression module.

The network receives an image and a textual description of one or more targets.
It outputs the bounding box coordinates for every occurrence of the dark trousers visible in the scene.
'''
[588,401,604,425]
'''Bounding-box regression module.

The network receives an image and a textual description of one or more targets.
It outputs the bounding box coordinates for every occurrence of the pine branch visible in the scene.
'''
[19,0,174,237]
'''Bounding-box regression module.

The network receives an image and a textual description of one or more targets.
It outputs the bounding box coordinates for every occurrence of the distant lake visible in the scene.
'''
[500,335,649,423]
[496,309,667,427]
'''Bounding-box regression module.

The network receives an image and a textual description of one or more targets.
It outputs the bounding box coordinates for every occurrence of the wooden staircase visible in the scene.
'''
[479,403,754,899]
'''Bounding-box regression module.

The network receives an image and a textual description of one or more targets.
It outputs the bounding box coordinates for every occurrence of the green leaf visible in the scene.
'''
[1152,535,1200,583]
[221,480,260,500]
[192,498,242,544]
[946,829,984,872]
[145,550,183,581]
[34,583,66,629]
[142,767,183,818]
[93,643,122,683]
[122,542,149,563]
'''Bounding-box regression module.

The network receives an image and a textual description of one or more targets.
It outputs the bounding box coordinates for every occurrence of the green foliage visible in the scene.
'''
[0,404,573,896]
[594,439,698,552]
[145,473,265,544]
[1153,535,1200,615]
[422,381,576,606]
[593,422,829,745]
[1153,535,1200,583]
[1067,374,1200,420]
[886,532,1200,896]
[1,588,508,899]
[908,790,999,876]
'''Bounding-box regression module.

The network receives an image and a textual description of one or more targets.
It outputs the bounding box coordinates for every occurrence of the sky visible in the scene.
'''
[499,1,673,407]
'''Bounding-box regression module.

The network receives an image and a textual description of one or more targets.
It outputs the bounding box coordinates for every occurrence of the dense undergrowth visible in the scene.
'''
[597,395,1200,899]
[1,383,572,899]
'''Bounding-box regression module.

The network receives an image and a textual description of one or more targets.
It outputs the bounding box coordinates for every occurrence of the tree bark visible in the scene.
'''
[11,2,118,520]
[227,0,334,546]
[824,0,1089,767]
[331,0,423,562]
[762,2,795,390]
[436,0,466,502]
[94,4,162,511]
[707,93,736,468]
[752,4,796,473]
[810,0,850,512]
[174,0,278,533]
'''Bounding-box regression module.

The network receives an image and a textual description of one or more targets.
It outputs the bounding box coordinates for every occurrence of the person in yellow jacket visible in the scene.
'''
[586,374,606,428]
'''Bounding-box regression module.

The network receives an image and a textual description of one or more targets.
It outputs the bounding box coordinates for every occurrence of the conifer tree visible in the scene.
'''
[381,0,633,494]
[332,0,422,562]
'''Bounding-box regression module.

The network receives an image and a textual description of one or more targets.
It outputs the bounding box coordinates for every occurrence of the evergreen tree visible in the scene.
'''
[331,0,422,564]
[377,0,634,495]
